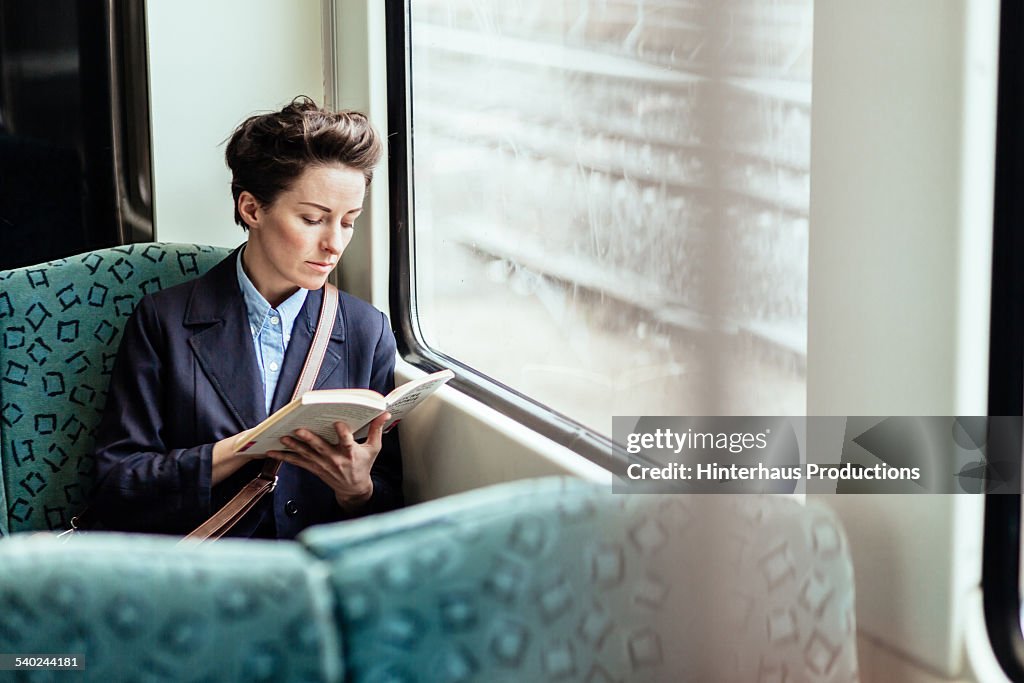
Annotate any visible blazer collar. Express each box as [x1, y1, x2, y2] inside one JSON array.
[[182, 246, 267, 428], [183, 245, 245, 325], [297, 285, 346, 343], [268, 285, 345, 413]]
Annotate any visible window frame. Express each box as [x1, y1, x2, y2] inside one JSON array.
[[384, 0, 626, 470], [983, 0, 1024, 678]]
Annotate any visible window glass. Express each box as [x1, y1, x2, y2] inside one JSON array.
[[408, 0, 812, 435]]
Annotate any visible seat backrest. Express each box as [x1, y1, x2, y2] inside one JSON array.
[[0, 533, 343, 682], [299, 477, 859, 682], [0, 243, 231, 534], [0, 475, 857, 681]]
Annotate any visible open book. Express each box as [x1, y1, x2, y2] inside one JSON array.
[[234, 369, 455, 454]]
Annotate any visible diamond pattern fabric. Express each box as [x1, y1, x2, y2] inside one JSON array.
[[300, 477, 859, 683], [0, 533, 342, 682], [0, 243, 231, 534]]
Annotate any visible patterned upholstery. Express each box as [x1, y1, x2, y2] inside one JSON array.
[[0, 533, 343, 683], [299, 477, 859, 683], [0, 478, 857, 681], [0, 243, 232, 534]]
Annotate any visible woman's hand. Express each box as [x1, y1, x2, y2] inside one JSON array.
[[211, 426, 260, 485], [265, 413, 390, 511]]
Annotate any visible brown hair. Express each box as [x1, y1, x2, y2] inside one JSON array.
[[225, 96, 383, 230]]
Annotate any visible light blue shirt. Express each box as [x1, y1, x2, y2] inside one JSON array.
[[236, 248, 308, 414]]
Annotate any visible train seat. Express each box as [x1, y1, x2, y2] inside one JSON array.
[[0, 532, 343, 682], [0, 476, 858, 682], [0, 243, 232, 536], [299, 476, 859, 682]]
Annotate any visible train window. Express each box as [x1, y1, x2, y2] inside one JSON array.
[[390, 1, 812, 440]]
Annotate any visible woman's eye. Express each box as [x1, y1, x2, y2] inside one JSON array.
[[342, 223, 354, 230], [302, 217, 322, 226]]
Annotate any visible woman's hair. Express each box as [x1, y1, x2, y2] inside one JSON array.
[[225, 96, 383, 230]]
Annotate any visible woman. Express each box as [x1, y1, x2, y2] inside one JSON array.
[[91, 97, 403, 538]]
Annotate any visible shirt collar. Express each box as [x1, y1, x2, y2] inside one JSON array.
[[276, 282, 308, 337], [236, 246, 308, 336]]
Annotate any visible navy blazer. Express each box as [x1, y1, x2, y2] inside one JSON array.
[[91, 248, 403, 538]]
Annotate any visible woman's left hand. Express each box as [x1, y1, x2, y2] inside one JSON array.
[[265, 412, 390, 511]]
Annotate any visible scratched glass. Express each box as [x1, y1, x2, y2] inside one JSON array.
[[408, 0, 811, 435]]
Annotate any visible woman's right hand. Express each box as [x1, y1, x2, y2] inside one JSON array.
[[210, 427, 260, 485]]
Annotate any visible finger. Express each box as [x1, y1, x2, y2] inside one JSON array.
[[365, 412, 391, 451], [331, 421, 358, 450], [290, 429, 336, 455], [266, 450, 303, 466], [269, 450, 368, 504], [267, 450, 332, 481], [279, 435, 329, 463]]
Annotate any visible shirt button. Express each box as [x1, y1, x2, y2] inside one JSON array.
[[268, 361, 279, 372], [285, 500, 299, 516], [270, 316, 280, 325]]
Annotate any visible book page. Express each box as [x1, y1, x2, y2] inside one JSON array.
[[385, 369, 455, 404], [237, 403, 383, 454], [376, 369, 455, 433], [236, 369, 455, 451], [304, 388, 382, 404]]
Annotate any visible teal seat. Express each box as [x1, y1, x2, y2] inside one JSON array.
[[299, 477, 859, 682], [0, 243, 231, 534], [0, 477, 858, 681], [0, 533, 342, 682]]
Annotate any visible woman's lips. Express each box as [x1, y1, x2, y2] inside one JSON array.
[[306, 261, 335, 274]]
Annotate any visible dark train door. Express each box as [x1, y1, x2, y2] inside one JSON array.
[[0, 0, 153, 270]]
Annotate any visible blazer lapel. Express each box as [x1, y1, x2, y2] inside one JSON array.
[[269, 286, 345, 414], [184, 247, 268, 429]]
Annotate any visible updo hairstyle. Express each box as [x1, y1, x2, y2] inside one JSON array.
[[225, 96, 383, 230]]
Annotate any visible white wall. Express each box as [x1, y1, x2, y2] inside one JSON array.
[[327, 0, 391, 307], [807, 0, 994, 417], [146, 0, 324, 247], [807, 0, 1000, 679]]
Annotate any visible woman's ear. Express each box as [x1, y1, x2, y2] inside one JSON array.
[[238, 191, 261, 229]]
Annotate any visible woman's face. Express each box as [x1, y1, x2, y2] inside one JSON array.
[[239, 163, 365, 306]]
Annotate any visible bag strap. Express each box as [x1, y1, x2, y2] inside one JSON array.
[[180, 283, 339, 544]]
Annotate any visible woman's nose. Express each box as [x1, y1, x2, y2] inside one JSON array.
[[322, 223, 344, 254]]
